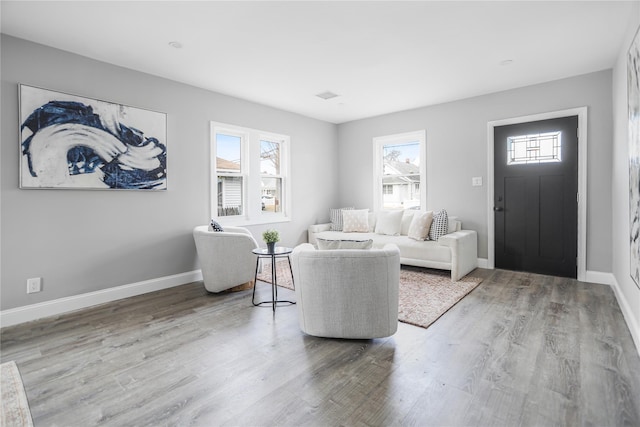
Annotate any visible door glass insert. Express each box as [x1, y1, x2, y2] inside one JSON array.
[[507, 131, 561, 165]]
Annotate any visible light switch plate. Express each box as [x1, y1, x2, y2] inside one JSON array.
[[472, 176, 483, 187]]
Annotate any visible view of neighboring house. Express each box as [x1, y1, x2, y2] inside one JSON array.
[[383, 159, 420, 210], [216, 157, 242, 216]]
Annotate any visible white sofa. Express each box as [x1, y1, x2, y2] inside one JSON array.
[[308, 211, 478, 281]]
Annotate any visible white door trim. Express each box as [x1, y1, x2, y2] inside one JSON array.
[[487, 107, 588, 281]]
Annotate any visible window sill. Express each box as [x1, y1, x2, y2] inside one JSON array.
[[214, 215, 291, 228]]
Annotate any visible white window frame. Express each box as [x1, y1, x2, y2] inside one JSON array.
[[211, 122, 291, 226], [373, 130, 426, 212]]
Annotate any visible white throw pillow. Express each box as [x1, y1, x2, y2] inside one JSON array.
[[317, 238, 374, 250], [428, 209, 449, 241], [341, 209, 369, 232], [374, 210, 404, 236], [407, 211, 434, 241], [400, 210, 415, 235], [329, 207, 353, 231]]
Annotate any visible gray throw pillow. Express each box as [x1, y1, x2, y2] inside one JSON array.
[[317, 238, 373, 250]]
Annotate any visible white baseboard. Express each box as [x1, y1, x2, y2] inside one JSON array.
[[477, 258, 489, 269], [0, 270, 203, 328], [608, 275, 640, 357], [584, 270, 615, 286], [584, 270, 639, 357]]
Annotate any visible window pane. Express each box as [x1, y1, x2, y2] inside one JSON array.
[[261, 177, 282, 213], [216, 133, 241, 173], [218, 176, 243, 216], [260, 140, 280, 175], [383, 142, 420, 175], [382, 141, 421, 209], [382, 175, 420, 209]]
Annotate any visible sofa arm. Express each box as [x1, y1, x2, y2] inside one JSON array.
[[223, 226, 253, 236], [308, 223, 331, 245], [293, 243, 316, 255], [438, 230, 478, 281]]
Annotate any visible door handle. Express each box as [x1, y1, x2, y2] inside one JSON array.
[[493, 206, 503, 212]]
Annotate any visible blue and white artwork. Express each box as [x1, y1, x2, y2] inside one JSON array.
[[19, 85, 167, 190]]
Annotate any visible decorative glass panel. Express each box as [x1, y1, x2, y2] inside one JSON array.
[[507, 131, 561, 165]]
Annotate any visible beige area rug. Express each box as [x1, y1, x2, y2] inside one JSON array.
[[1, 361, 34, 427], [257, 261, 482, 330]]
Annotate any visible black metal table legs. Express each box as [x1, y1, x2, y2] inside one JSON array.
[[252, 253, 295, 311]]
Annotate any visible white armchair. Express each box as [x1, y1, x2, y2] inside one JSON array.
[[193, 225, 258, 293], [290, 243, 400, 339]]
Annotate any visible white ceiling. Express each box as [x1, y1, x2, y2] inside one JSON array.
[[1, 1, 636, 124]]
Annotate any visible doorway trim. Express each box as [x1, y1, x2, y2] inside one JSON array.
[[487, 107, 588, 281]]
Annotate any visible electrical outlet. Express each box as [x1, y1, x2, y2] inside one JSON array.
[[27, 277, 42, 294]]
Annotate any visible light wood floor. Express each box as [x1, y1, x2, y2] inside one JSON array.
[[1, 268, 639, 426]]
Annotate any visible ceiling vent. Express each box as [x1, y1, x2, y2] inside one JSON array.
[[315, 91, 339, 100]]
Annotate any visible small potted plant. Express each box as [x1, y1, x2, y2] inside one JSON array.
[[262, 229, 280, 253]]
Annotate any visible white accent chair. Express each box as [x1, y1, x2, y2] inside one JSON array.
[[290, 243, 400, 339], [193, 225, 258, 293]]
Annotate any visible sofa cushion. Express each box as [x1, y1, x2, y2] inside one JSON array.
[[429, 209, 449, 240], [394, 236, 452, 263], [342, 209, 370, 232], [313, 231, 452, 263], [329, 207, 353, 231], [408, 211, 433, 241], [317, 238, 373, 250], [375, 210, 403, 236]]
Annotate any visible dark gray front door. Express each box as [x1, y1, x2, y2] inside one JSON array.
[[494, 116, 578, 278]]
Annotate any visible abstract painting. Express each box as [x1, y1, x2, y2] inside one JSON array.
[[628, 26, 640, 288], [19, 84, 167, 190]]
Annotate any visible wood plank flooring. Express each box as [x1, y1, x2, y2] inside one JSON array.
[[1, 268, 639, 426]]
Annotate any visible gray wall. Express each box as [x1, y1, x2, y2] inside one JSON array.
[[337, 70, 613, 272], [0, 32, 622, 313], [1, 35, 338, 310], [612, 5, 640, 339]]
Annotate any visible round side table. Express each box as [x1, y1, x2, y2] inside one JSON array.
[[252, 247, 296, 311]]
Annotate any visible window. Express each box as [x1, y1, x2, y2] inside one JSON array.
[[211, 122, 290, 225], [507, 131, 561, 165], [373, 130, 426, 211], [260, 138, 283, 214], [215, 131, 245, 217]]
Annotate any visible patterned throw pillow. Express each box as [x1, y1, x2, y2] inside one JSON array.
[[341, 209, 370, 232], [210, 220, 224, 232], [407, 211, 433, 241], [329, 207, 353, 231], [428, 209, 449, 241]]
